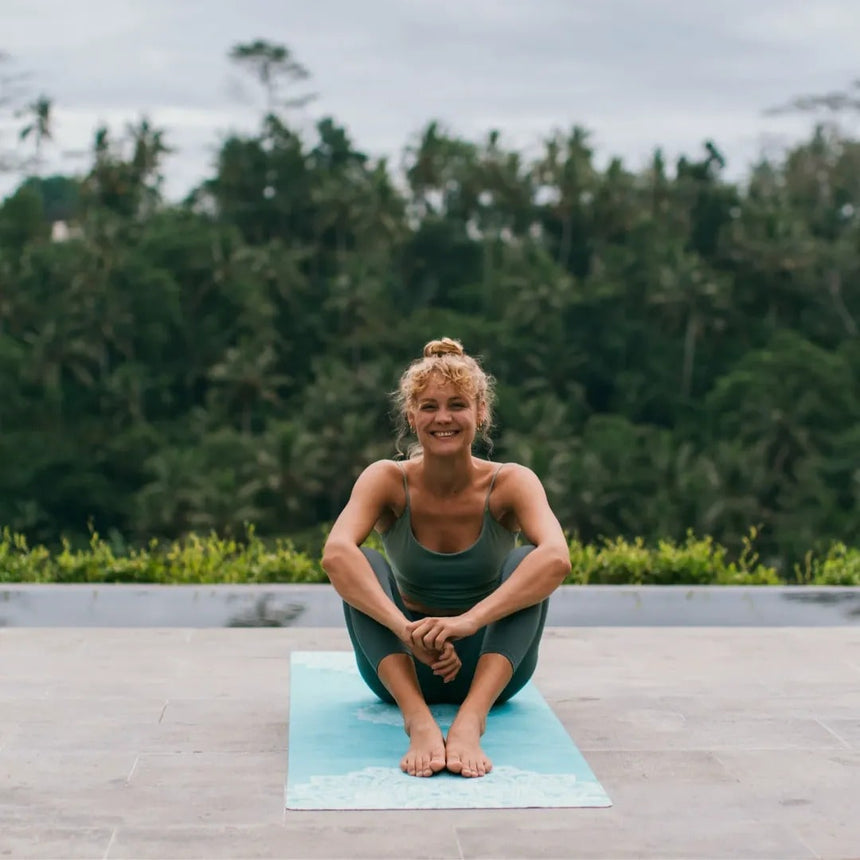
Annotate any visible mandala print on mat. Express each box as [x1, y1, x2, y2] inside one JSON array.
[[355, 702, 459, 729], [288, 765, 610, 809]]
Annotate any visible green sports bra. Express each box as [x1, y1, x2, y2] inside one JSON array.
[[380, 462, 517, 609]]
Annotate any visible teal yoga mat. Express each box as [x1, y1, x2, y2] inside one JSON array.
[[285, 651, 611, 810]]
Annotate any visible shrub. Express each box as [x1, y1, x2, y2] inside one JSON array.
[[564, 529, 780, 585], [0, 525, 326, 584], [0, 525, 856, 585], [796, 543, 860, 586]]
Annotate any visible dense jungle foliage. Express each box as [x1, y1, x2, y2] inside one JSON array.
[[2, 44, 859, 579]]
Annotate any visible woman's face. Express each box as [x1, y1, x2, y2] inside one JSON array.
[[409, 376, 484, 453]]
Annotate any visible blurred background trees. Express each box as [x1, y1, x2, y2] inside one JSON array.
[[1, 43, 859, 577]]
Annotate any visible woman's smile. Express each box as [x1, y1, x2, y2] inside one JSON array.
[[411, 377, 482, 448]]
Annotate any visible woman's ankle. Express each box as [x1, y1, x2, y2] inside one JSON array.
[[450, 705, 487, 735]]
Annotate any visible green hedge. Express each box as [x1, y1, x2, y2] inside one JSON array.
[[795, 542, 860, 586], [564, 530, 783, 585], [0, 526, 326, 585], [1, 525, 859, 586]]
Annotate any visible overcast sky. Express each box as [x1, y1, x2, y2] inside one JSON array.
[[2, 0, 859, 200]]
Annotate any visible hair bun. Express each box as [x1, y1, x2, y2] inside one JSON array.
[[423, 337, 465, 358]]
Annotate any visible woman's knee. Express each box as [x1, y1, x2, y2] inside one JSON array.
[[500, 544, 536, 581], [360, 546, 394, 587], [360, 545, 389, 569]]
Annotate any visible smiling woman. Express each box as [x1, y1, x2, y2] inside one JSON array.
[[322, 338, 571, 780], [392, 337, 495, 460]]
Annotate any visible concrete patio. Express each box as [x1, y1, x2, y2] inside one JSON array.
[[1, 626, 859, 859]]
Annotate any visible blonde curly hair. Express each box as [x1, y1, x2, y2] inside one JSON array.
[[393, 337, 496, 458]]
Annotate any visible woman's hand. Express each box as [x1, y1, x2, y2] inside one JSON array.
[[407, 637, 443, 669], [406, 614, 479, 652], [397, 623, 462, 682], [430, 641, 461, 683]]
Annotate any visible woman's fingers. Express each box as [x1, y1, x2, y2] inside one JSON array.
[[433, 663, 460, 682], [425, 630, 443, 650], [419, 622, 442, 649], [407, 617, 448, 650], [425, 621, 451, 650], [431, 642, 461, 681], [406, 618, 435, 646], [408, 616, 472, 651]]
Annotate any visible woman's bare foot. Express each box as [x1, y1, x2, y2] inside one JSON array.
[[445, 711, 492, 777], [401, 717, 446, 777]]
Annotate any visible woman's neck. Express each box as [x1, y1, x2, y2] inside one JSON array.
[[418, 452, 476, 497]]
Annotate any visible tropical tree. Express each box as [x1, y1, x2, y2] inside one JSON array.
[[3, 46, 860, 573], [229, 40, 316, 114], [17, 94, 52, 175]]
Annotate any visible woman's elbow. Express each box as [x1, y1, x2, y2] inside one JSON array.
[[321, 539, 354, 576], [549, 548, 572, 584]]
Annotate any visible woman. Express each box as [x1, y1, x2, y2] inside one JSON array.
[[322, 338, 570, 779]]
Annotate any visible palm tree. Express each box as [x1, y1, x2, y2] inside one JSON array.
[[646, 245, 731, 399], [18, 95, 52, 176], [229, 40, 316, 114], [532, 127, 598, 275]]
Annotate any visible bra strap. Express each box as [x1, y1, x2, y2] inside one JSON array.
[[485, 464, 505, 510], [394, 460, 410, 509]]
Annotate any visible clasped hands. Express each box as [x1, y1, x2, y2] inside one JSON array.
[[399, 614, 479, 684]]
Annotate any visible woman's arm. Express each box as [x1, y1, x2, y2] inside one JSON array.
[[321, 461, 411, 641], [408, 465, 571, 650]]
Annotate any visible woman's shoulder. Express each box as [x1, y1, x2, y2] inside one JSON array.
[[358, 459, 408, 530], [486, 461, 544, 503], [359, 458, 407, 486], [358, 458, 412, 503], [486, 460, 535, 483]]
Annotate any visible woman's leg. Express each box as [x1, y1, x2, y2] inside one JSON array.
[[342, 548, 409, 703], [446, 545, 549, 777], [342, 548, 446, 776], [482, 545, 549, 704]]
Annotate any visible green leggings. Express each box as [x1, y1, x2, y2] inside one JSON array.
[[343, 546, 548, 705]]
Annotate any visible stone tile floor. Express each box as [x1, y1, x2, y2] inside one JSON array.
[[1, 627, 859, 859]]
